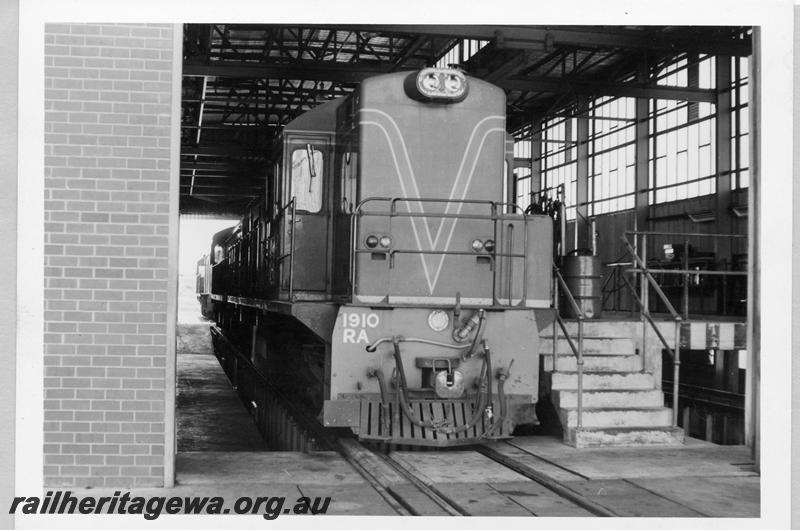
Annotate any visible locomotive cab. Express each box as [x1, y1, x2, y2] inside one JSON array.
[[273, 98, 345, 300]]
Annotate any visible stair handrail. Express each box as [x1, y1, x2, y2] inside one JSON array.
[[621, 235, 682, 428], [552, 263, 585, 430]]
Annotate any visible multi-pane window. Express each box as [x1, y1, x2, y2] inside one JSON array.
[[589, 97, 636, 215], [513, 140, 532, 209], [731, 56, 750, 190], [513, 52, 749, 215], [434, 39, 489, 69], [537, 116, 577, 219], [649, 55, 717, 204]]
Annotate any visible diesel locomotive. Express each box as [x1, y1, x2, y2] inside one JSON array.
[[198, 67, 554, 446]]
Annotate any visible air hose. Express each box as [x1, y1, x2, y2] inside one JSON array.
[[483, 359, 513, 438], [382, 337, 504, 436], [366, 367, 392, 436]]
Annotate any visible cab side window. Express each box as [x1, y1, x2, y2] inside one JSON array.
[[291, 146, 324, 213]]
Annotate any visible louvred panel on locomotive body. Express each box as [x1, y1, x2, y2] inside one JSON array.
[[354, 72, 507, 305]]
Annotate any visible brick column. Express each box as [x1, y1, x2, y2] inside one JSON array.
[[44, 23, 177, 488]]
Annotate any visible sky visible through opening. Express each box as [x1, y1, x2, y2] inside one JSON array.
[[178, 216, 238, 322]]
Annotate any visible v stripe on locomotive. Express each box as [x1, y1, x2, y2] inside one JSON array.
[[361, 109, 506, 294]]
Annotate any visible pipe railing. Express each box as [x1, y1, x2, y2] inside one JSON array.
[[349, 196, 531, 307], [621, 235, 682, 428], [552, 263, 586, 430], [270, 198, 296, 300], [623, 230, 747, 320]]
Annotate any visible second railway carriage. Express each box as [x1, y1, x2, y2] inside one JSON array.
[[200, 67, 554, 446]]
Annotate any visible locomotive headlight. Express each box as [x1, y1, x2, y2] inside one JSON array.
[[427, 310, 449, 332], [365, 235, 379, 248], [484, 239, 496, 253], [420, 72, 441, 93], [471, 239, 484, 252], [378, 235, 392, 248], [407, 68, 469, 102], [444, 74, 463, 94]]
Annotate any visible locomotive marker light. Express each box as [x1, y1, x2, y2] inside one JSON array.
[[427, 309, 449, 332], [404, 67, 469, 103], [484, 239, 496, 253], [471, 238, 484, 252], [365, 235, 379, 248], [378, 235, 392, 248]]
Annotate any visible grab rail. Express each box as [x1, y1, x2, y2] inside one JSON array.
[[349, 196, 531, 307], [621, 234, 681, 428], [552, 263, 586, 430], [269, 198, 296, 300]]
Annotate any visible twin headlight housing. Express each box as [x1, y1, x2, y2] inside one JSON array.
[[470, 238, 495, 253], [365, 234, 392, 249], [405, 68, 469, 103]]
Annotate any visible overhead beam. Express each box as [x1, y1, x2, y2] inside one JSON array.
[[181, 145, 268, 157], [183, 59, 404, 82], [498, 76, 716, 102], [340, 25, 751, 57]]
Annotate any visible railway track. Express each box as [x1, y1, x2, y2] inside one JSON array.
[[210, 325, 613, 516]]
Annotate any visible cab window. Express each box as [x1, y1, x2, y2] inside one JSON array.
[[291, 146, 324, 213]]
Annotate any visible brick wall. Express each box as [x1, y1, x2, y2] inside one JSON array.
[[44, 23, 176, 488]]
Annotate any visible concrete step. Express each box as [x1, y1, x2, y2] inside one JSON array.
[[564, 426, 685, 448], [558, 406, 673, 429], [556, 320, 643, 336], [539, 337, 636, 356], [542, 354, 641, 373], [550, 371, 656, 391], [553, 389, 665, 409]]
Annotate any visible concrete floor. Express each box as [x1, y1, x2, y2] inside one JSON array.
[[173, 322, 398, 515], [170, 322, 759, 517], [498, 436, 760, 516], [177, 323, 268, 452]]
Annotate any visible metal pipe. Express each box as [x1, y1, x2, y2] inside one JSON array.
[[577, 316, 584, 430], [506, 223, 514, 306], [365, 336, 472, 353], [522, 216, 529, 305], [621, 236, 680, 319], [552, 267, 559, 372], [683, 239, 690, 320], [624, 230, 747, 239], [622, 268, 746, 276], [288, 199, 296, 301], [621, 273, 675, 357], [673, 321, 681, 428], [554, 266, 583, 318], [642, 233, 649, 314]]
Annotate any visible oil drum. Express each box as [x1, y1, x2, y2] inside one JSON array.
[[561, 252, 602, 319]]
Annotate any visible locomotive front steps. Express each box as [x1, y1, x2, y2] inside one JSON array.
[[550, 371, 656, 391], [539, 336, 636, 356], [540, 319, 684, 448], [558, 406, 673, 429], [543, 353, 640, 372], [553, 389, 664, 409]]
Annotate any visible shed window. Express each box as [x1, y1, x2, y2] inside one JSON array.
[[291, 146, 324, 213]]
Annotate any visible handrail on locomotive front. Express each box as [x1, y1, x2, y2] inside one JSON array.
[[349, 195, 534, 307]]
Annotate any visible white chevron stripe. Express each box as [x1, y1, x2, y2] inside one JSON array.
[[361, 109, 506, 294]]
